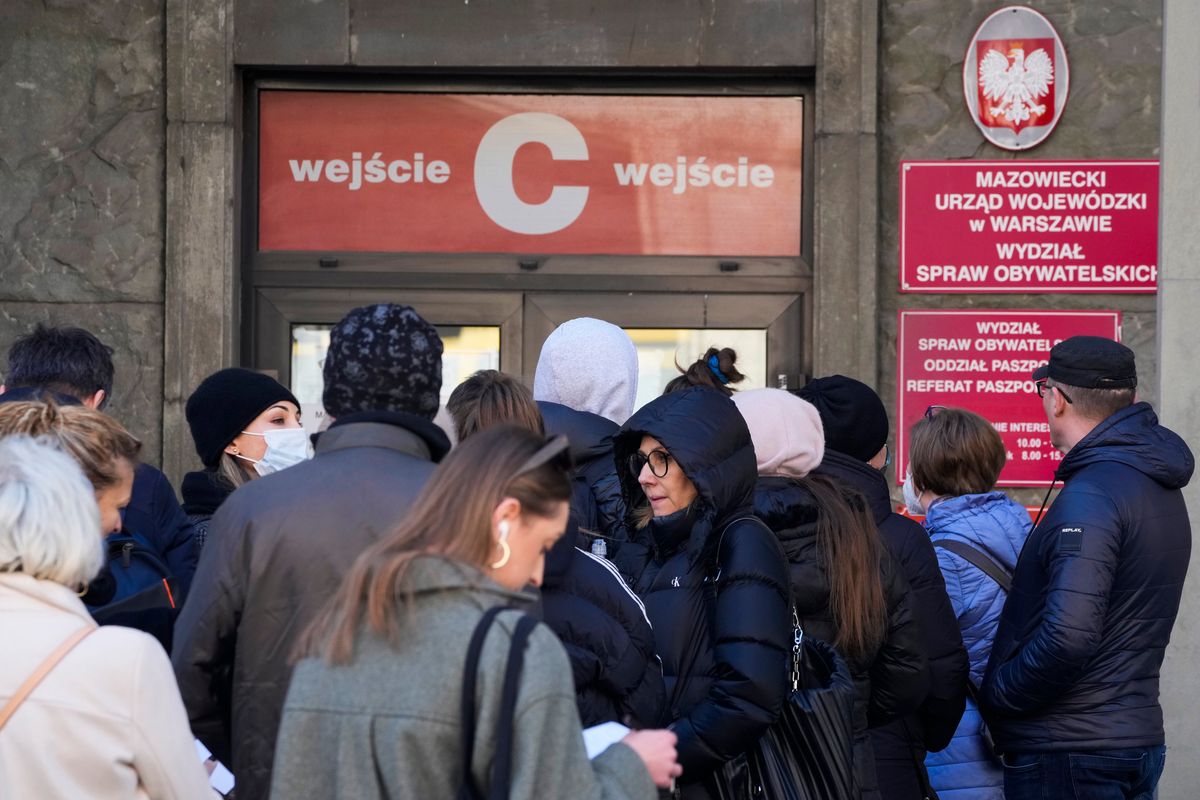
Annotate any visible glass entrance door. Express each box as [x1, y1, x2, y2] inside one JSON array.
[[252, 287, 804, 426]]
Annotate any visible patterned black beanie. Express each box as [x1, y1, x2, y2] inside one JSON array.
[[322, 304, 443, 419]]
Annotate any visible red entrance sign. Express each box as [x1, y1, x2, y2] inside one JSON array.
[[258, 91, 803, 256], [896, 309, 1122, 487], [900, 160, 1158, 293]]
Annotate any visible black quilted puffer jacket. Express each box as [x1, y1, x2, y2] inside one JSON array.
[[612, 387, 791, 795], [753, 476, 929, 800], [981, 402, 1194, 753]]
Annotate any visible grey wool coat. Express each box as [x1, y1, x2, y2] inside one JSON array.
[[270, 556, 657, 800], [172, 414, 448, 800]]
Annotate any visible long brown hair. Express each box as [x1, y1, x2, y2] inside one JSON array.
[[298, 424, 571, 664], [802, 473, 887, 662]]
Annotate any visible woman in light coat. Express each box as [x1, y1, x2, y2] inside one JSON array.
[[0, 435, 212, 799]]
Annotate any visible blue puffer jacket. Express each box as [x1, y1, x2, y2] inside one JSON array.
[[923, 492, 1031, 800], [981, 403, 1194, 753]]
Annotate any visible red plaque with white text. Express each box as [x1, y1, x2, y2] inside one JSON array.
[[900, 160, 1158, 293], [896, 309, 1122, 487]]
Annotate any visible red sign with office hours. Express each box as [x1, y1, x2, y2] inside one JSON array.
[[257, 91, 803, 256], [899, 160, 1159, 293], [896, 309, 1122, 487]]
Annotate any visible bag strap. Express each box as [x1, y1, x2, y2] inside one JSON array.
[[0, 625, 94, 731], [933, 539, 1013, 592], [933, 540, 1007, 716], [487, 615, 538, 800], [459, 606, 507, 800]]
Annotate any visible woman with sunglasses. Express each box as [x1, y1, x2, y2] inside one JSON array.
[[272, 425, 681, 799], [612, 387, 790, 798], [905, 406, 1031, 800]]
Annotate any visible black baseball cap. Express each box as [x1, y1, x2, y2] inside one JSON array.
[[1032, 336, 1137, 389]]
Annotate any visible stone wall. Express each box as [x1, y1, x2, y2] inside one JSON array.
[[877, 0, 1162, 504], [0, 0, 166, 461]]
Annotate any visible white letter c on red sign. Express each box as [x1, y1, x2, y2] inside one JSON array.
[[474, 112, 589, 235]]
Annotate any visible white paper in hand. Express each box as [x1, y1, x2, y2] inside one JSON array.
[[582, 721, 631, 759], [194, 739, 236, 795]]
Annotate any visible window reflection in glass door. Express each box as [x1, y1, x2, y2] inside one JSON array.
[[625, 328, 767, 412]]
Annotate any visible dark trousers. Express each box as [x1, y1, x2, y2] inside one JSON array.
[[1002, 746, 1166, 800]]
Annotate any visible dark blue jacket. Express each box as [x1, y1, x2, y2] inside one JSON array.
[[816, 449, 969, 800], [537, 401, 666, 729], [613, 388, 790, 793], [924, 492, 1031, 800], [538, 401, 630, 552], [981, 403, 1194, 752], [122, 463, 199, 598]]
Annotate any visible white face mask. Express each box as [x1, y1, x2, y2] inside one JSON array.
[[236, 428, 312, 477], [902, 469, 926, 516]]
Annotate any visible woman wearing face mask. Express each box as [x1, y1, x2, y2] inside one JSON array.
[[183, 368, 307, 551], [271, 424, 681, 799], [904, 407, 1031, 800], [611, 387, 790, 798]]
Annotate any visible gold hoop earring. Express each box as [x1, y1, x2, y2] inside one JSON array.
[[490, 520, 511, 570], [490, 539, 511, 570], [76, 582, 89, 597]]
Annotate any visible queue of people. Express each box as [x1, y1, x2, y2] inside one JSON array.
[[0, 312, 1191, 800]]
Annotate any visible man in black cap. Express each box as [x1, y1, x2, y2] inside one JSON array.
[[981, 336, 1193, 799], [800, 375, 969, 800], [172, 304, 450, 799]]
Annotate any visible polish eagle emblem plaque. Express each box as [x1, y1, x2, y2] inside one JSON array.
[[964, 7, 1069, 151]]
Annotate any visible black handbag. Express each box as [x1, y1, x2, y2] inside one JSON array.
[[458, 606, 538, 800], [707, 609, 858, 800]]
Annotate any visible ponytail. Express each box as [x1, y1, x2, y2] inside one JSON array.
[[664, 347, 745, 397]]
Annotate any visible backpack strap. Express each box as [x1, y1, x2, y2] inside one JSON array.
[[487, 615, 539, 800], [459, 606, 507, 800], [0, 626, 94, 731], [459, 607, 538, 800], [934, 539, 1013, 593]]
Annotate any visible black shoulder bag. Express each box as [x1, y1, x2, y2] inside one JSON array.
[[458, 606, 539, 800], [933, 539, 1013, 763], [704, 519, 859, 800]]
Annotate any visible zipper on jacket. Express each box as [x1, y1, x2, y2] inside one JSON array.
[[121, 541, 134, 569]]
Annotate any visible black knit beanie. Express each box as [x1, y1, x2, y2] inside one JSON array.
[[321, 304, 443, 419], [797, 375, 889, 462], [186, 368, 300, 468]]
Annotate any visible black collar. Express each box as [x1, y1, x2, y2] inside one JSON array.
[[317, 410, 451, 462]]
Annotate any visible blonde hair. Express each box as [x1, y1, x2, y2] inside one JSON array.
[[0, 436, 104, 587], [0, 401, 141, 490]]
